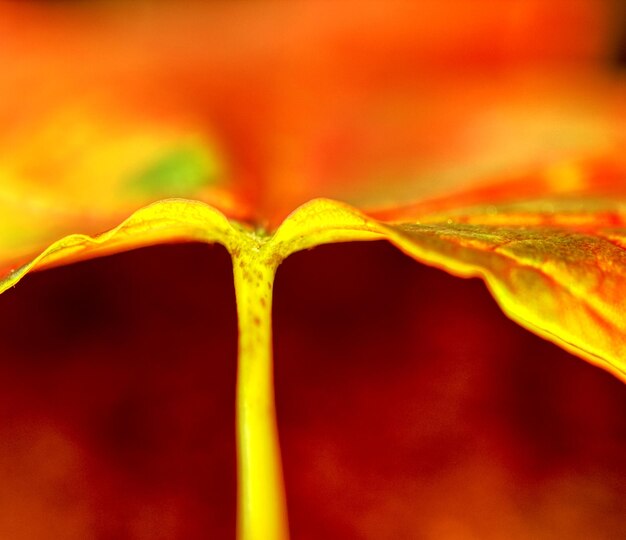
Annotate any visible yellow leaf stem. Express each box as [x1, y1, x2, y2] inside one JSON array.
[[230, 237, 289, 540]]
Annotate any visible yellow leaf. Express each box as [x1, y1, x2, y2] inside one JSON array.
[[1, 1, 626, 538], [3, 193, 626, 539]]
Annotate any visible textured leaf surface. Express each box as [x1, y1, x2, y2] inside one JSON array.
[[274, 198, 626, 382], [385, 201, 626, 381]]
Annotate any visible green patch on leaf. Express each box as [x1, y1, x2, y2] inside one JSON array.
[[125, 143, 221, 197]]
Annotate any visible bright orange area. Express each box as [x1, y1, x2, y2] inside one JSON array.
[[0, 0, 623, 237]]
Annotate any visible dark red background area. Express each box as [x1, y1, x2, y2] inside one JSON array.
[[0, 241, 624, 538]]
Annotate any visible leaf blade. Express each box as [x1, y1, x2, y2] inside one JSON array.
[[386, 219, 626, 382], [2, 194, 626, 383], [268, 198, 626, 382], [0, 199, 237, 294]]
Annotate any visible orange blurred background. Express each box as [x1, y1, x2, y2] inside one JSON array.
[[0, 1, 625, 539]]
